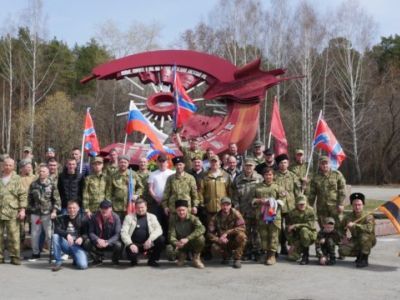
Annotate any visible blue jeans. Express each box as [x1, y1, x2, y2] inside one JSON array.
[[52, 234, 88, 269]]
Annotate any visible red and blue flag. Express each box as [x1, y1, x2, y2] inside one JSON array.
[[173, 66, 197, 129], [313, 117, 346, 169], [83, 108, 100, 157], [125, 101, 167, 151]]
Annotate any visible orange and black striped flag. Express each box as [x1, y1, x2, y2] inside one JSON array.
[[378, 196, 400, 233]]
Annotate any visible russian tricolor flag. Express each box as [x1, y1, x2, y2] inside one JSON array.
[[173, 66, 197, 129], [125, 101, 168, 151]]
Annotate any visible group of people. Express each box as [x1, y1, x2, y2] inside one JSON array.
[[0, 133, 376, 271]]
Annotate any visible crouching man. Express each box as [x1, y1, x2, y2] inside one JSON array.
[[52, 200, 88, 271], [85, 200, 122, 265], [121, 199, 165, 267], [339, 193, 376, 268], [167, 200, 205, 269], [207, 197, 247, 269]]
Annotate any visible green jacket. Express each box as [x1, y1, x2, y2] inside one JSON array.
[[83, 173, 107, 212], [0, 173, 28, 220], [231, 172, 263, 217], [168, 213, 205, 246], [162, 172, 198, 213], [339, 211, 375, 240], [252, 182, 283, 227], [199, 169, 230, 213], [287, 206, 317, 237], [308, 170, 346, 209], [105, 169, 143, 212], [274, 170, 301, 213]]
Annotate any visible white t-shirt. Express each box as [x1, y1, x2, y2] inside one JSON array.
[[148, 169, 175, 202]]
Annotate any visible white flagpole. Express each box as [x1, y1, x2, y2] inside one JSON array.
[[267, 131, 272, 149], [80, 107, 90, 174], [305, 110, 323, 179], [123, 133, 128, 155]]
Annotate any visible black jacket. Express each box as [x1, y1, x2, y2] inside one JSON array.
[[54, 214, 88, 241], [58, 171, 84, 208]]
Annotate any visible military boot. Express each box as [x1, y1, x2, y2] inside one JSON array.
[[176, 252, 186, 267], [10, 257, 21, 265], [299, 247, 309, 265], [265, 251, 276, 265], [327, 254, 336, 265], [192, 253, 204, 269], [356, 254, 369, 268]]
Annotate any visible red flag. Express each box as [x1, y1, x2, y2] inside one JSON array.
[[83, 108, 100, 156], [270, 97, 288, 155], [313, 117, 346, 169]]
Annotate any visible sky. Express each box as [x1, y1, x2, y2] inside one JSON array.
[[0, 0, 399, 48]]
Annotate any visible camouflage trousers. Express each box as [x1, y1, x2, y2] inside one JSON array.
[[166, 236, 205, 259], [339, 234, 376, 256], [316, 237, 336, 258], [316, 206, 343, 229], [211, 231, 247, 260], [244, 216, 261, 254], [0, 218, 20, 260], [287, 228, 317, 261], [258, 223, 280, 252]]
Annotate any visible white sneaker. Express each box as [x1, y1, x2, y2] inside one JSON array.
[[61, 254, 69, 261]]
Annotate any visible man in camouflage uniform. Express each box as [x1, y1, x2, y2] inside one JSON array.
[[286, 195, 317, 265], [308, 156, 346, 228], [289, 149, 309, 193], [18, 159, 35, 243], [105, 148, 119, 177], [0, 158, 27, 265], [106, 155, 143, 221], [252, 167, 284, 265], [47, 158, 59, 185], [27, 164, 60, 260], [162, 156, 198, 217], [338, 193, 376, 268], [231, 158, 263, 260], [251, 140, 265, 165], [83, 157, 107, 218], [175, 132, 205, 172], [208, 197, 246, 268], [167, 200, 205, 269], [274, 154, 301, 255], [137, 157, 150, 202]]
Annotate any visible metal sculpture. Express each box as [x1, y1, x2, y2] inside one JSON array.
[[82, 50, 292, 163]]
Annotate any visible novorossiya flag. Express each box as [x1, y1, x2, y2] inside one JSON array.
[[83, 108, 100, 156]]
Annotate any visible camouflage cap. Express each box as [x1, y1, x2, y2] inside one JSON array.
[[319, 156, 329, 163], [296, 194, 308, 205], [324, 217, 335, 225], [295, 149, 304, 155], [253, 140, 263, 147], [19, 159, 32, 168], [23, 146, 32, 153], [92, 156, 104, 164], [220, 197, 232, 204], [244, 158, 256, 165], [210, 155, 220, 162], [118, 155, 130, 162]]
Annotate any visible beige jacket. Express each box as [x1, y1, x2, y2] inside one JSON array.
[[121, 212, 162, 246]]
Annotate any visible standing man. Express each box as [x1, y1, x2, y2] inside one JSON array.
[[251, 140, 265, 165], [148, 154, 175, 235], [274, 154, 301, 255], [86, 200, 122, 265], [231, 158, 263, 260], [51, 200, 88, 271], [289, 149, 309, 193], [308, 156, 346, 228], [83, 157, 107, 218], [207, 197, 247, 268], [105, 148, 119, 177], [106, 155, 143, 221], [339, 193, 376, 268], [18, 146, 37, 174], [225, 156, 241, 182], [228, 143, 243, 171], [286, 195, 317, 265], [175, 132, 205, 172], [137, 157, 150, 202], [58, 158, 85, 214], [121, 199, 165, 267], [167, 200, 205, 269], [255, 148, 277, 175], [44, 147, 56, 162], [188, 155, 207, 226], [162, 156, 198, 217], [0, 158, 27, 265], [47, 158, 60, 185], [27, 164, 60, 260], [70, 147, 90, 177]]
